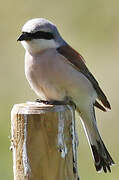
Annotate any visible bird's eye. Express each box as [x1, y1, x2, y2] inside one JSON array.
[[31, 31, 54, 40]]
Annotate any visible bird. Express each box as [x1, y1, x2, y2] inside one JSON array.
[[17, 18, 115, 173]]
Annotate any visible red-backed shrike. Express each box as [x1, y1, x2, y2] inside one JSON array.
[[17, 18, 115, 173]]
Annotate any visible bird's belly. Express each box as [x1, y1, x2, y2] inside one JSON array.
[[25, 59, 66, 100], [25, 51, 97, 104]]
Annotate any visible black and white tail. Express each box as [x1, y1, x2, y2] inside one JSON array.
[[78, 106, 115, 173], [91, 138, 115, 172]]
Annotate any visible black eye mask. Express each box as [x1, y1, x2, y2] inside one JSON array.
[[17, 31, 54, 41]]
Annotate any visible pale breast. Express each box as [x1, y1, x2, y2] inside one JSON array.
[[25, 49, 96, 103], [25, 50, 67, 100]]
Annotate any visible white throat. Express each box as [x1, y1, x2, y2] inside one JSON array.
[[21, 39, 58, 54]]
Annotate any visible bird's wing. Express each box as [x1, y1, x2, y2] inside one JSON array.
[[57, 44, 111, 110]]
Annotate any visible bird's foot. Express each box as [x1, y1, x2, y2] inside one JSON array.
[[36, 99, 76, 109], [36, 99, 66, 105]]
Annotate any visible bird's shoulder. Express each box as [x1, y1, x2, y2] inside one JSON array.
[[57, 44, 97, 84]]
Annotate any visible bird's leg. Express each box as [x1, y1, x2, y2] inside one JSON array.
[[68, 100, 77, 109]]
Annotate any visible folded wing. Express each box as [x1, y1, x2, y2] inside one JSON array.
[[57, 45, 111, 110]]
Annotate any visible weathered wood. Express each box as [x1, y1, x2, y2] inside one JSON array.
[[11, 102, 79, 180]]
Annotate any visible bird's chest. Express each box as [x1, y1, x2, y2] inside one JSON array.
[[25, 51, 66, 100], [25, 52, 56, 84]]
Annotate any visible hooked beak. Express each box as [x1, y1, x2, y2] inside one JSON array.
[[17, 32, 32, 41]]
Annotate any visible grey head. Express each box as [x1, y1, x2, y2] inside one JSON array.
[[17, 18, 66, 54]]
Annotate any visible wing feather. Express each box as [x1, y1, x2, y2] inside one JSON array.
[[57, 45, 111, 110]]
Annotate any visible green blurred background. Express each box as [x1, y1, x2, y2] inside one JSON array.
[[0, 0, 119, 179]]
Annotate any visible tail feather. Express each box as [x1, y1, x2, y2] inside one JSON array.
[[78, 106, 115, 173], [91, 140, 115, 173]]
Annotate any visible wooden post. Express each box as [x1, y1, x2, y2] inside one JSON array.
[[11, 102, 79, 180]]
